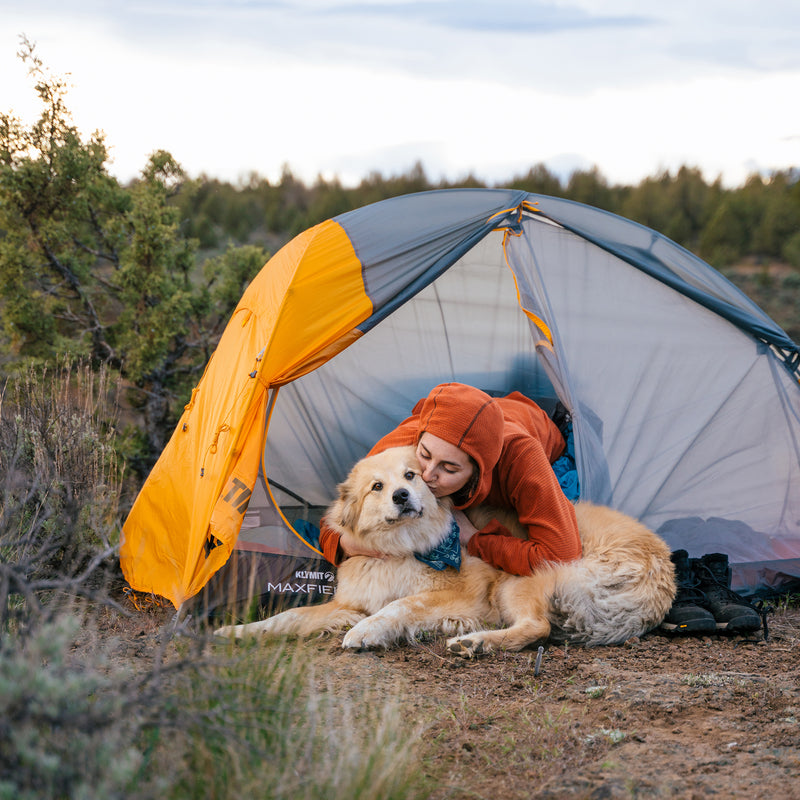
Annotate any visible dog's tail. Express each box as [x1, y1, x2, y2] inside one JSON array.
[[549, 547, 677, 646], [546, 503, 676, 645]]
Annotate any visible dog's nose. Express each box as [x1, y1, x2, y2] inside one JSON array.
[[392, 488, 410, 506]]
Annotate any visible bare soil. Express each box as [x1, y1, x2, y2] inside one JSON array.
[[119, 599, 800, 800]]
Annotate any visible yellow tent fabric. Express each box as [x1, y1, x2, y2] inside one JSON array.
[[120, 219, 372, 608]]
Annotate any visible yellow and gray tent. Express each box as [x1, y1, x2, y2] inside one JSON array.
[[120, 189, 800, 611]]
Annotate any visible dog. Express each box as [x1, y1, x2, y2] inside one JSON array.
[[448, 502, 677, 656], [214, 446, 676, 654], [215, 446, 500, 648]]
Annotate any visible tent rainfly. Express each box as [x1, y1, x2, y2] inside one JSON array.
[[120, 189, 800, 615]]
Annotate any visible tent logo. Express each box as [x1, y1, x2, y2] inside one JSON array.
[[295, 570, 335, 582], [266, 581, 335, 596], [221, 477, 252, 515]]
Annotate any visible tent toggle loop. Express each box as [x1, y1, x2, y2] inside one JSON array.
[[184, 386, 199, 412], [209, 423, 231, 454]]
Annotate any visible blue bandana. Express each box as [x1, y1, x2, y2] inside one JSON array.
[[414, 519, 462, 571]]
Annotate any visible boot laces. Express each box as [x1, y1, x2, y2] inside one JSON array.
[[673, 574, 710, 607], [695, 562, 775, 638], [694, 562, 753, 607]]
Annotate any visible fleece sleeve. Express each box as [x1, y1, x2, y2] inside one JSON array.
[[367, 415, 419, 455], [318, 521, 343, 566], [465, 437, 581, 575]]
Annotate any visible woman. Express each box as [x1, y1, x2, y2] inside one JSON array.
[[319, 382, 581, 575]]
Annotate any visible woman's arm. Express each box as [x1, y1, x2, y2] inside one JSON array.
[[466, 519, 580, 575], [318, 519, 388, 565], [465, 437, 581, 574]]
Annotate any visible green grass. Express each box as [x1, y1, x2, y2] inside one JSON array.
[[159, 638, 424, 800]]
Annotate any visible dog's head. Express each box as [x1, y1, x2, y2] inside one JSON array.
[[328, 446, 452, 557]]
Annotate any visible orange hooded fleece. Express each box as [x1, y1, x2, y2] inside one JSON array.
[[319, 383, 581, 575]]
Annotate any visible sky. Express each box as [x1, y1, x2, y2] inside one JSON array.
[[1, 0, 799, 189]]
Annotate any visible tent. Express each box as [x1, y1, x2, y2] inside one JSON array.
[[119, 188, 800, 616]]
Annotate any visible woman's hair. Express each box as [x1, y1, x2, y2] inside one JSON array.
[[449, 456, 479, 506]]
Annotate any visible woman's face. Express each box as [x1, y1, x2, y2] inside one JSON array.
[[415, 433, 474, 499]]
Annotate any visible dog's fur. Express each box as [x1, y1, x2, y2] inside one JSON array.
[[215, 446, 676, 654]]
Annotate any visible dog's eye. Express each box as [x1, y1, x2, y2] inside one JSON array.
[[404, 470, 416, 481], [371, 481, 383, 492]]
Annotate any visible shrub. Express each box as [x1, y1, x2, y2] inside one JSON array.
[[0, 360, 421, 799], [0, 615, 144, 800], [0, 358, 126, 633]]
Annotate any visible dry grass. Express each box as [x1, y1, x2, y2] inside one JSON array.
[[0, 362, 424, 800]]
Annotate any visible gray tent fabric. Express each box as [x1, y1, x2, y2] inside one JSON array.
[[215, 191, 800, 603]]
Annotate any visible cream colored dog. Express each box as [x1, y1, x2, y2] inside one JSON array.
[[215, 446, 676, 654]]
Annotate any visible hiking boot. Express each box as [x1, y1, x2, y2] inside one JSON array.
[[691, 553, 762, 634], [660, 549, 717, 634]]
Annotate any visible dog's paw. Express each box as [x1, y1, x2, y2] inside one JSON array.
[[214, 619, 274, 639], [341, 618, 391, 650], [214, 625, 241, 639], [446, 635, 489, 659], [341, 629, 365, 650]]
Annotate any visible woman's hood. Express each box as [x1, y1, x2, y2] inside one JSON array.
[[415, 383, 503, 507]]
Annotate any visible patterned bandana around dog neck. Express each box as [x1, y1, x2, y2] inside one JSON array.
[[414, 518, 462, 571]]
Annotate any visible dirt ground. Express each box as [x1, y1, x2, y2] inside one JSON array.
[[308, 608, 800, 800], [121, 599, 800, 800]]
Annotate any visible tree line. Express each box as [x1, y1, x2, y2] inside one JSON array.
[[178, 161, 800, 272], [2, 39, 799, 471]]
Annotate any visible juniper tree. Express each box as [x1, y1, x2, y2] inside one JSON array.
[[0, 38, 266, 462]]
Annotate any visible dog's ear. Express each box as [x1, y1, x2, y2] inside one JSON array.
[[333, 476, 362, 533]]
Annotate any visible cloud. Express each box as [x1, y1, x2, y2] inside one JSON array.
[[321, 0, 652, 34], [2, 1, 798, 188]]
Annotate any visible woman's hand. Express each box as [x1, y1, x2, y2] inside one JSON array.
[[453, 509, 478, 546], [338, 530, 387, 560]]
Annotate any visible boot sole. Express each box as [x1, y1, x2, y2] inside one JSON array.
[[660, 619, 718, 634], [715, 619, 761, 633]]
